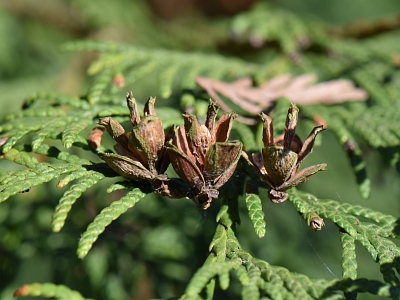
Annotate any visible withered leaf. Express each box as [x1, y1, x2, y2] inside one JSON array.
[[196, 74, 368, 125]]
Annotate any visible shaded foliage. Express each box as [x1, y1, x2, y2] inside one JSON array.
[[1, 1, 400, 299]]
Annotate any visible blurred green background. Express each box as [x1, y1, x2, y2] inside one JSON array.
[[1, 0, 400, 299]]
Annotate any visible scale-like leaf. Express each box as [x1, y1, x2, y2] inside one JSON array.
[[52, 171, 105, 232], [245, 194, 266, 238], [209, 224, 227, 260], [341, 232, 357, 279], [14, 283, 86, 300], [77, 188, 147, 259], [62, 40, 261, 102], [289, 188, 400, 287], [241, 265, 261, 300]]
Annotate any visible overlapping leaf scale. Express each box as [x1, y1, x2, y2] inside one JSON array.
[[34, 144, 91, 166], [241, 264, 261, 300], [255, 254, 397, 298], [356, 230, 378, 261], [234, 265, 250, 286], [289, 189, 400, 286], [289, 189, 396, 233], [31, 120, 69, 151], [61, 110, 99, 149], [52, 171, 105, 232], [1, 129, 36, 153], [0, 104, 100, 152], [338, 203, 396, 225], [245, 194, 266, 238], [367, 232, 400, 285], [5, 106, 65, 121], [0, 167, 51, 202], [351, 103, 400, 148], [204, 206, 342, 299], [209, 224, 228, 260], [283, 275, 311, 299], [291, 194, 344, 229], [326, 279, 398, 298], [182, 260, 240, 299], [0, 149, 76, 202], [77, 188, 147, 259], [218, 268, 231, 291], [0, 114, 57, 152], [97, 105, 131, 117], [14, 283, 86, 300], [340, 232, 357, 279], [22, 92, 84, 109], [106, 181, 132, 193], [227, 250, 336, 299], [0, 145, 104, 201], [216, 204, 234, 228]]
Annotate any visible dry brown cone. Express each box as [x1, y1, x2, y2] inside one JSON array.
[[196, 74, 368, 125]]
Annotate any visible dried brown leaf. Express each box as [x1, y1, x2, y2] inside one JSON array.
[[196, 74, 368, 124]]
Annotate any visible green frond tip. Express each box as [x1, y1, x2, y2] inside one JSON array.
[[327, 278, 399, 298], [1, 149, 91, 203], [52, 171, 105, 232], [241, 265, 261, 300], [106, 181, 132, 193], [209, 224, 227, 260], [204, 279, 216, 300], [14, 282, 85, 300], [183, 261, 239, 298], [61, 112, 96, 149], [3, 148, 38, 168], [340, 232, 357, 279], [215, 204, 233, 228], [245, 194, 266, 238], [218, 269, 231, 290], [77, 188, 147, 259]]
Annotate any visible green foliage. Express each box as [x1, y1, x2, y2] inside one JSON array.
[[245, 194, 266, 238], [13, 283, 86, 300], [182, 197, 400, 299], [2, 1, 400, 299], [52, 171, 105, 232], [0, 145, 99, 202], [77, 188, 146, 259], [290, 188, 400, 290], [229, 2, 330, 55], [62, 40, 260, 101]]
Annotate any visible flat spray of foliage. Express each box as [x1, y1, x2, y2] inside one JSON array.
[[2, 2, 400, 300]]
